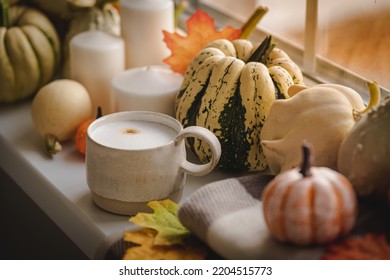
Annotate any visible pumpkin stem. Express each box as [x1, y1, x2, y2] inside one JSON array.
[[247, 34, 275, 64], [0, 0, 11, 28], [44, 134, 62, 156], [174, 0, 188, 29], [96, 0, 118, 10], [300, 142, 313, 177], [353, 81, 381, 121], [239, 6, 269, 39], [96, 106, 103, 118]]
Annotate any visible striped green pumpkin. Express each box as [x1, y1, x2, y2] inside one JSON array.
[[175, 36, 304, 171]]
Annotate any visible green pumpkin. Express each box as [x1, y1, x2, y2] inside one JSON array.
[[0, 4, 61, 103], [175, 35, 304, 171]]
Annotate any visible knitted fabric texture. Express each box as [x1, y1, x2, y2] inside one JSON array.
[[178, 174, 324, 259]]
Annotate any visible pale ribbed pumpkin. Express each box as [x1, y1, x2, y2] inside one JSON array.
[[0, 4, 61, 103], [262, 143, 357, 245]]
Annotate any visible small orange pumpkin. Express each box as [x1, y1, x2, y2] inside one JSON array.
[[75, 107, 102, 155], [262, 142, 357, 245]]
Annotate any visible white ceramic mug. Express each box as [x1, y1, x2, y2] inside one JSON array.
[[86, 111, 221, 215]]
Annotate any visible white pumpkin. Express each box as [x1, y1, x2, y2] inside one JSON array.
[[260, 83, 370, 174]]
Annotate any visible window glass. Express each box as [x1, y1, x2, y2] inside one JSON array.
[[198, 0, 256, 20], [198, 0, 307, 46], [254, 0, 306, 47], [316, 0, 390, 90], [195, 0, 390, 91]]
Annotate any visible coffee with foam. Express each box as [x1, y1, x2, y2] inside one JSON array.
[[91, 120, 177, 150]]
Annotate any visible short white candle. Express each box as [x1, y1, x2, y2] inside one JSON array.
[[91, 120, 177, 150], [70, 30, 125, 115], [111, 65, 184, 116], [120, 0, 174, 68]]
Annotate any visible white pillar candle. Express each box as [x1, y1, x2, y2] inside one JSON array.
[[111, 65, 184, 116], [120, 0, 174, 68], [70, 30, 125, 115]]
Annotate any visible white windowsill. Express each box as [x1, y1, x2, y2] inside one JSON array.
[[0, 102, 230, 259]]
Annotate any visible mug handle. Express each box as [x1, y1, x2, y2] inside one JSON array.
[[175, 126, 221, 176]]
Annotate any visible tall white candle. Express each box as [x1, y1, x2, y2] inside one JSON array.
[[70, 30, 125, 115], [120, 0, 174, 68]]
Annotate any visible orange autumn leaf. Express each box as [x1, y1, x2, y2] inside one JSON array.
[[163, 9, 241, 74], [321, 233, 390, 260]]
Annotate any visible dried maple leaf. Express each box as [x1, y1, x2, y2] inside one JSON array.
[[163, 9, 241, 74], [129, 199, 191, 246], [321, 233, 390, 260], [122, 228, 209, 260]]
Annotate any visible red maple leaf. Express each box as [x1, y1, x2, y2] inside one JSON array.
[[163, 9, 241, 74], [321, 233, 390, 260]]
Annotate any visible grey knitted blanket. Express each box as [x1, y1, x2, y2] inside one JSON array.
[[177, 174, 324, 260]]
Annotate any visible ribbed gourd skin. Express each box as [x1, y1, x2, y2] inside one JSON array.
[[0, 5, 61, 103], [262, 167, 357, 245], [175, 38, 303, 171]]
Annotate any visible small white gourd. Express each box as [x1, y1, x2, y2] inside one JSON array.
[[262, 143, 357, 245], [31, 79, 93, 155]]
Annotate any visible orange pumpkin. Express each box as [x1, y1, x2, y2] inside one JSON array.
[[262, 142, 357, 245], [75, 107, 102, 155]]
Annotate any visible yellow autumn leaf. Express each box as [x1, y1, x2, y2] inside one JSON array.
[[123, 229, 209, 260], [129, 199, 191, 246]]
